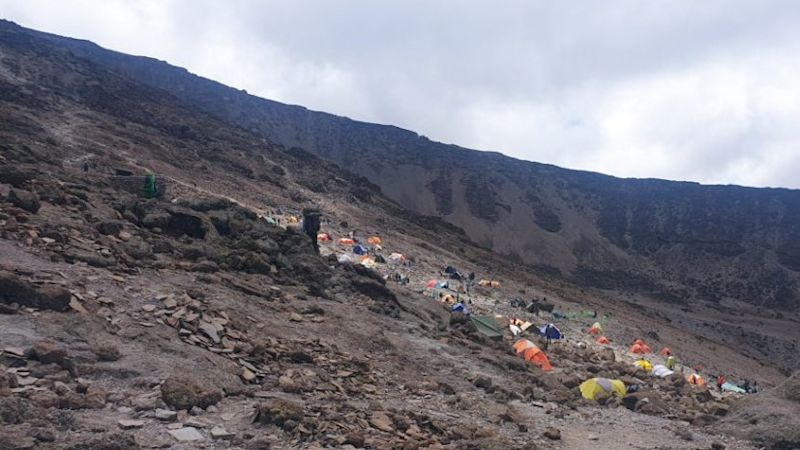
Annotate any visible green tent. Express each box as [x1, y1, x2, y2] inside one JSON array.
[[470, 315, 503, 339]]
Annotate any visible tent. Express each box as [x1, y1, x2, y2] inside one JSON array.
[[286, 216, 299, 224], [264, 217, 277, 225], [587, 322, 603, 335], [317, 232, 331, 243], [651, 364, 674, 378], [721, 382, 746, 394], [510, 318, 533, 332], [470, 315, 503, 339], [514, 339, 537, 354], [360, 257, 376, 268], [596, 336, 610, 345], [478, 280, 500, 288], [425, 279, 438, 289], [629, 340, 652, 354], [337, 254, 353, 263], [450, 303, 468, 314], [367, 236, 382, 245], [444, 266, 459, 274], [539, 323, 563, 340], [374, 254, 386, 263], [439, 292, 457, 305], [513, 340, 552, 371], [579, 378, 626, 401], [659, 347, 672, 356], [388, 253, 406, 264], [352, 244, 369, 255], [509, 324, 522, 336], [634, 360, 653, 373], [337, 238, 355, 246], [523, 346, 553, 371], [687, 373, 705, 386]]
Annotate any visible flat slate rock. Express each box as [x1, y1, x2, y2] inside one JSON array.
[[168, 427, 204, 442]]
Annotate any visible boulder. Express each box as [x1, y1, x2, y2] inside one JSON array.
[[8, 189, 40, 213], [29, 341, 68, 365], [96, 221, 125, 236], [254, 398, 303, 427], [0, 166, 37, 187], [161, 375, 222, 411], [0, 271, 70, 311]]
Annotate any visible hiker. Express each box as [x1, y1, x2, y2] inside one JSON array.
[[665, 356, 675, 370], [302, 207, 321, 254], [716, 374, 725, 392], [742, 379, 751, 393], [751, 380, 759, 393]]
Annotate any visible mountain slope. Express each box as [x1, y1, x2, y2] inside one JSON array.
[[17, 19, 800, 313]]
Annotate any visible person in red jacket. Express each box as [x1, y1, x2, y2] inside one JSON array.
[[716, 374, 725, 392]]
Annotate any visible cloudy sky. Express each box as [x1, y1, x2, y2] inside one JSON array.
[[3, 1, 800, 188]]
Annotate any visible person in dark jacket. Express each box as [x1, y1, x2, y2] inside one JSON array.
[[302, 207, 321, 254]]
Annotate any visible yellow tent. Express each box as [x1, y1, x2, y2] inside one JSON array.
[[579, 378, 626, 401], [634, 360, 653, 373]]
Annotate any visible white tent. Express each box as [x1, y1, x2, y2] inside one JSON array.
[[651, 364, 674, 378]]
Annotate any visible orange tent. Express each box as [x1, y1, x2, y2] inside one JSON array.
[[629, 340, 652, 354], [425, 279, 438, 289], [523, 347, 553, 371], [317, 233, 331, 242], [513, 340, 552, 371], [513, 339, 537, 355], [596, 336, 610, 345], [687, 374, 705, 386], [337, 238, 355, 245], [367, 236, 382, 245], [659, 347, 672, 356]]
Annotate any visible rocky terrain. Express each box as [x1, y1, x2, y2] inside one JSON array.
[[1, 19, 799, 450]]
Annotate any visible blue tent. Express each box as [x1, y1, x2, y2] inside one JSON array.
[[450, 303, 469, 315], [352, 244, 369, 255], [539, 323, 562, 340]]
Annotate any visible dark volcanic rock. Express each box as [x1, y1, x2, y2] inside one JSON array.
[[8, 189, 41, 213], [0, 271, 70, 311]]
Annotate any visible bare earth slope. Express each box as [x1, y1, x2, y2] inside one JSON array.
[[0, 19, 797, 450]]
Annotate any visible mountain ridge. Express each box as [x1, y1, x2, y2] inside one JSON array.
[[5, 19, 800, 313]]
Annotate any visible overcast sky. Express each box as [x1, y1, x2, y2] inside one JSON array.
[[3, 1, 800, 188]]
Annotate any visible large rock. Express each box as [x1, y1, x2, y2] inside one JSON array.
[[29, 341, 68, 365], [0, 271, 71, 311], [718, 372, 800, 449], [96, 221, 125, 236], [0, 166, 37, 187], [161, 375, 222, 411], [8, 189, 41, 213], [254, 398, 304, 427]]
